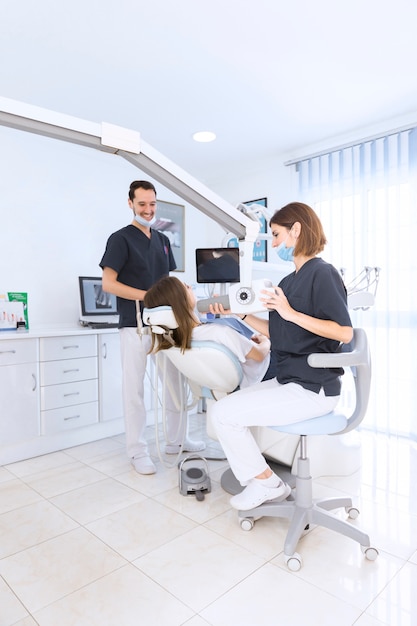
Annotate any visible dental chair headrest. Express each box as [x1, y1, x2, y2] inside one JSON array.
[[142, 306, 179, 334]]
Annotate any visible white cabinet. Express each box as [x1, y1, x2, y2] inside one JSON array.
[[0, 330, 125, 465], [0, 338, 40, 444], [39, 335, 99, 435], [98, 333, 123, 422]]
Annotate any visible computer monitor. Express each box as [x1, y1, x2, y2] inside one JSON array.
[[78, 276, 119, 325], [195, 247, 240, 284]]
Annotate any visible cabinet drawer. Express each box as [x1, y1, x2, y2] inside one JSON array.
[[41, 401, 98, 435], [0, 338, 38, 366], [41, 379, 98, 411], [40, 356, 97, 386], [40, 335, 97, 362]]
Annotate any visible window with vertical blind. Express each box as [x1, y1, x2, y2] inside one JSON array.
[[292, 128, 417, 439]]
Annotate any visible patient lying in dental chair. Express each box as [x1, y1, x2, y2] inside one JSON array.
[[143, 276, 271, 389]]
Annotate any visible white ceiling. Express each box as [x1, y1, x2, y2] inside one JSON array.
[[1, 0, 417, 183]]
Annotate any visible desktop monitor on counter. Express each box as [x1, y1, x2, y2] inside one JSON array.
[[78, 276, 119, 327]]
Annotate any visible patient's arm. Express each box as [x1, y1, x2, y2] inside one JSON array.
[[246, 334, 270, 362]]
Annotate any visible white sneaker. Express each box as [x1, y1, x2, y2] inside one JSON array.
[[230, 479, 291, 511], [165, 438, 206, 455], [131, 455, 156, 475]]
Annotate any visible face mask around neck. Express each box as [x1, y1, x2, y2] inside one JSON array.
[[134, 214, 157, 228]]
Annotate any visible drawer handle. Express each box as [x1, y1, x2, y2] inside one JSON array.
[[63, 392, 80, 397], [63, 369, 80, 374], [64, 415, 81, 421], [63, 345, 80, 350], [0, 349, 17, 355]]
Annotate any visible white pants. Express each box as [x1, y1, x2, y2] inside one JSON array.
[[119, 328, 183, 459], [210, 378, 339, 484]]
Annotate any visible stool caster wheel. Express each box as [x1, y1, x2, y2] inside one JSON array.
[[361, 546, 379, 561], [345, 506, 359, 520], [240, 517, 254, 531], [285, 552, 302, 571]]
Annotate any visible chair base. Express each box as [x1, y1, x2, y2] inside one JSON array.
[[241, 492, 371, 558], [236, 454, 376, 568]]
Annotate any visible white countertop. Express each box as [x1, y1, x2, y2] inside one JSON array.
[[0, 326, 119, 340]]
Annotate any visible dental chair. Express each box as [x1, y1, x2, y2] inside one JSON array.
[[237, 328, 378, 570], [142, 306, 244, 456]]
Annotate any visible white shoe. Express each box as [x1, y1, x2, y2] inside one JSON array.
[[131, 455, 156, 475], [165, 438, 206, 455], [230, 479, 291, 511]]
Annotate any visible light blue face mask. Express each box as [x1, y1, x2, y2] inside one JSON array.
[[276, 240, 295, 262], [134, 214, 157, 228]]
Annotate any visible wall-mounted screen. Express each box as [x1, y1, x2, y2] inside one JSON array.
[[195, 248, 240, 284]]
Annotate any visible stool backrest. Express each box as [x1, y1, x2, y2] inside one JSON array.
[[307, 328, 371, 433]]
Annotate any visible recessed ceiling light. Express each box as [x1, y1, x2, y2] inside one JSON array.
[[193, 131, 216, 143]]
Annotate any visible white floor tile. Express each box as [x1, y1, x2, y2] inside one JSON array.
[[4, 450, 76, 478], [0, 500, 78, 559], [86, 498, 197, 561], [114, 462, 180, 497], [50, 477, 146, 524], [182, 617, 213, 626], [0, 479, 43, 515], [272, 527, 404, 611], [133, 525, 265, 612], [353, 615, 387, 626], [365, 561, 417, 626], [0, 465, 18, 483], [32, 564, 193, 626], [22, 461, 106, 499], [200, 562, 361, 626], [0, 575, 29, 625], [80, 448, 132, 477], [0, 527, 126, 613], [61, 437, 124, 461], [205, 507, 290, 560]]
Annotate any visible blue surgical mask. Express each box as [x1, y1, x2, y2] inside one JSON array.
[[134, 214, 157, 228], [276, 240, 295, 262]]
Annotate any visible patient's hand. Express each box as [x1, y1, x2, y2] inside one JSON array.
[[208, 300, 232, 315], [251, 334, 270, 349]]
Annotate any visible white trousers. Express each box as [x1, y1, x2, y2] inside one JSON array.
[[210, 378, 339, 484], [119, 328, 183, 459]]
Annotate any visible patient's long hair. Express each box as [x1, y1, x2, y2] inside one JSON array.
[[143, 276, 196, 353]]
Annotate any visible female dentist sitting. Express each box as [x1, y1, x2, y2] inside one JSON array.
[[208, 202, 353, 511]]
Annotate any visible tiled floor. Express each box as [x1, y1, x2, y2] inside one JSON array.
[[0, 418, 416, 626]]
